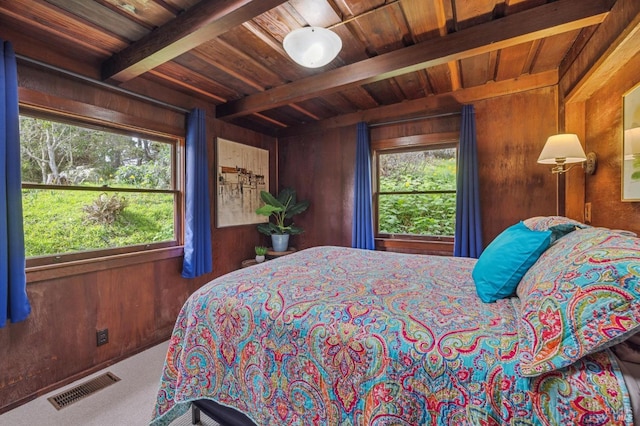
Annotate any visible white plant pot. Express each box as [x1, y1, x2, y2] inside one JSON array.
[[255, 255, 265, 263]]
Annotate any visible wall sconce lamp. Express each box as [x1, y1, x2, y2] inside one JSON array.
[[283, 27, 342, 68], [537, 133, 597, 175]]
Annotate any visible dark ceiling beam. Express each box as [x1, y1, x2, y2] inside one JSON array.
[[102, 0, 287, 82], [151, 0, 182, 16], [561, 0, 640, 102], [277, 69, 559, 137], [217, 0, 612, 120]]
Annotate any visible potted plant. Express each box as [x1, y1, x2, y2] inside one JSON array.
[[255, 187, 309, 252], [254, 246, 268, 263]]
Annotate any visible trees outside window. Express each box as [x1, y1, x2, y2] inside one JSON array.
[[376, 145, 456, 238], [20, 114, 178, 260]]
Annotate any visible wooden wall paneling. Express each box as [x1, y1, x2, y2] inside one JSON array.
[[17, 64, 186, 137], [211, 119, 279, 270], [95, 264, 156, 360], [279, 126, 357, 250], [371, 132, 461, 151], [563, 101, 587, 222], [153, 256, 203, 338], [0, 274, 98, 410], [0, 256, 210, 414], [583, 51, 640, 234], [281, 89, 559, 253], [280, 116, 459, 253], [0, 62, 272, 414], [475, 86, 559, 244], [213, 226, 274, 272], [370, 115, 461, 140], [19, 87, 183, 139], [374, 239, 454, 256]]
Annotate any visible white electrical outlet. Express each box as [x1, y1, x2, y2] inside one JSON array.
[[584, 202, 592, 224]]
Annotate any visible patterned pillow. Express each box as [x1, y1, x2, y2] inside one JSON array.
[[523, 216, 587, 232], [517, 226, 640, 376]]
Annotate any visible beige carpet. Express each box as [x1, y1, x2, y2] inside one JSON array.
[[0, 341, 219, 426]]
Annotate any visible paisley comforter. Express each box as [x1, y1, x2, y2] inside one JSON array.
[[150, 246, 632, 425]]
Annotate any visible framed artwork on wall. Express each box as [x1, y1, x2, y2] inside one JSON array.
[[215, 138, 269, 227], [623, 83, 640, 201]]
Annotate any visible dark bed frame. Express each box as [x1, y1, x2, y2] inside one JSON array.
[[191, 399, 258, 426]]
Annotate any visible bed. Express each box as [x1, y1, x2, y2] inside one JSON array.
[[150, 216, 640, 425]]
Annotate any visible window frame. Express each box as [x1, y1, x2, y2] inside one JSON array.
[[372, 133, 459, 244], [19, 105, 185, 279]]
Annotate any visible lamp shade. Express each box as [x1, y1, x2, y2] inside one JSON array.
[[283, 27, 342, 68], [537, 134, 587, 164]]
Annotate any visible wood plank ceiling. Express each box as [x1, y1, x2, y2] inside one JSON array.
[[0, 0, 615, 136]]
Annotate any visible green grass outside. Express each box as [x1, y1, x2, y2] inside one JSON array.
[[22, 189, 174, 257]]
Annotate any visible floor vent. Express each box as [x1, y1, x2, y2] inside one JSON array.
[[47, 372, 120, 410]]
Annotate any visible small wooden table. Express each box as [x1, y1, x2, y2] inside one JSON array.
[[241, 259, 258, 268], [266, 247, 296, 260], [242, 248, 297, 268]]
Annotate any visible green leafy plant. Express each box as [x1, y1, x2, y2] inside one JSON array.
[[254, 246, 268, 256], [255, 188, 309, 235], [378, 149, 456, 236], [633, 156, 640, 181]]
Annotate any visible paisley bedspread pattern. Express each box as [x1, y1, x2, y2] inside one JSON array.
[[150, 246, 631, 425]]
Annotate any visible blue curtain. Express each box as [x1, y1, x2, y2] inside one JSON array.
[[454, 105, 483, 258], [1, 39, 30, 328], [352, 122, 375, 250], [181, 108, 212, 278]]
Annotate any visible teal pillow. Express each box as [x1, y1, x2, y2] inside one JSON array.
[[472, 221, 551, 303]]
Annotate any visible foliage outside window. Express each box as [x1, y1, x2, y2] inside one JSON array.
[[377, 145, 456, 237], [20, 114, 178, 261]]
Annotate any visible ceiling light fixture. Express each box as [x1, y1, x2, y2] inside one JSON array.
[[283, 27, 342, 68]]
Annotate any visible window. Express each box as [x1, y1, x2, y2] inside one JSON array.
[[20, 112, 180, 266], [375, 144, 457, 238]]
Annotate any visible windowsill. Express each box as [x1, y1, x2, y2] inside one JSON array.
[[26, 246, 184, 283], [375, 238, 454, 256]]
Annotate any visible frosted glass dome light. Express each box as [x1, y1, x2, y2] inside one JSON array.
[[283, 27, 342, 68]]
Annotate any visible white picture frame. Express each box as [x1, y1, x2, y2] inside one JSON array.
[[623, 83, 640, 201]]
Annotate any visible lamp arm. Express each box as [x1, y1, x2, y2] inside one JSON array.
[[551, 163, 581, 174], [549, 152, 597, 175]]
